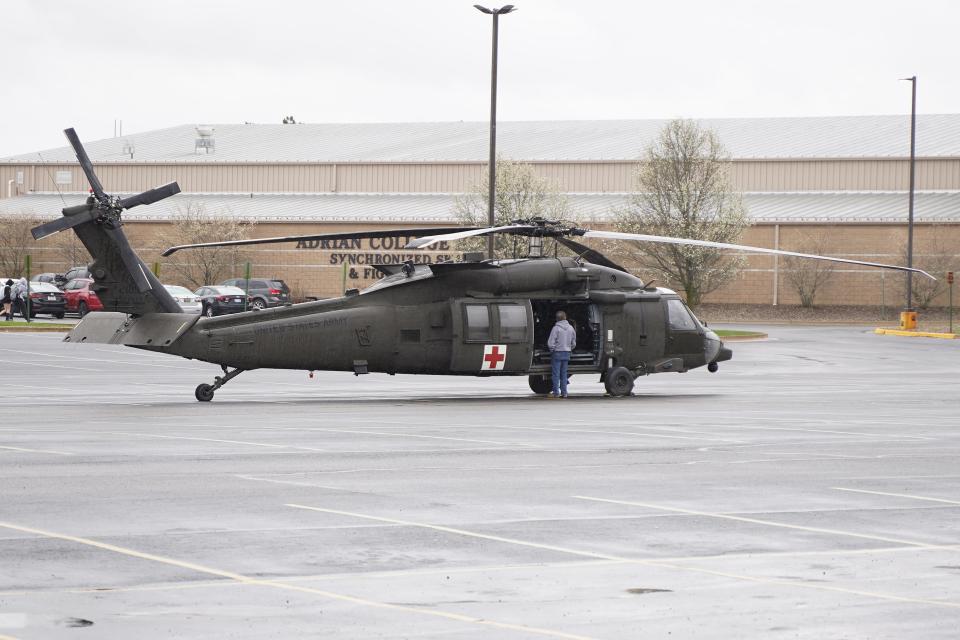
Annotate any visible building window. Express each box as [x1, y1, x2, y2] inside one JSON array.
[[55, 170, 72, 185]]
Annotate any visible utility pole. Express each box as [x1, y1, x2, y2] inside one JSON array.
[[898, 75, 918, 330], [475, 5, 516, 259]]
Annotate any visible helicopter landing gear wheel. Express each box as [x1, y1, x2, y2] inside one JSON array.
[[194, 366, 245, 402], [604, 366, 634, 397], [528, 375, 552, 395], [195, 383, 215, 402]]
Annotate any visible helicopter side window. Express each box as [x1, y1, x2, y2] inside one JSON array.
[[464, 304, 492, 341], [666, 299, 697, 331], [497, 304, 527, 342]]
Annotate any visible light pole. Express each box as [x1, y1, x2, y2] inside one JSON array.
[[901, 75, 917, 323], [475, 4, 516, 259]]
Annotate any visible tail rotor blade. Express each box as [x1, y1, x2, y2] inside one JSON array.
[[64, 128, 106, 200], [103, 225, 153, 292], [31, 206, 98, 240], [119, 182, 181, 210]]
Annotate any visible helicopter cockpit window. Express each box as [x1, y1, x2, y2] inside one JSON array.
[[464, 304, 492, 341], [497, 304, 527, 342], [360, 264, 434, 294], [666, 299, 698, 331]]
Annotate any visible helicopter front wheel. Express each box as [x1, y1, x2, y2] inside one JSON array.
[[604, 366, 634, 397], [195, 383, 215, 402]]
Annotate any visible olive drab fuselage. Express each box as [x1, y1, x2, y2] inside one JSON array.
[[138, 256, 729, 379]]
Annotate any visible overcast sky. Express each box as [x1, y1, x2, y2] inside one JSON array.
[[1, 0, 957, 157]]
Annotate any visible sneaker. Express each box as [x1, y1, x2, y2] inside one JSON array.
[[547, 392, 558, 398]]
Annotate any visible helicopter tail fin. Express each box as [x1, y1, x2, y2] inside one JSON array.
[[67, 205, 182, 316]]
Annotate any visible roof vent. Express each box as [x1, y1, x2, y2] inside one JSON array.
[[121, 139, 135, 159], [195, 125, 215, 154]]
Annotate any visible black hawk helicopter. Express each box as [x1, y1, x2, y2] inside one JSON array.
[[32, 129, 934, 401]]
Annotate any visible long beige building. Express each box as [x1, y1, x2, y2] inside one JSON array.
[[2, 116, 959, 305]]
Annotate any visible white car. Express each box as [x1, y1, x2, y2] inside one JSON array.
[[163, 285, 202, 314]]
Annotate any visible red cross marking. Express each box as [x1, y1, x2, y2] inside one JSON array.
[[483, 346, 506, 369]]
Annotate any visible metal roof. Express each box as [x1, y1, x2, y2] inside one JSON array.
[[3, 191, 958, 224], [3, 115, 959, 164]]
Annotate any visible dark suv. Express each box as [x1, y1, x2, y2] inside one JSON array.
[[219, 278, 291, 310]]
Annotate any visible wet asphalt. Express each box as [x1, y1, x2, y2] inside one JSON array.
[[0, 326, 958, 639]]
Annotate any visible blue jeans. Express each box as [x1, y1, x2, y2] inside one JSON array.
[[551, 351, 570, 396]]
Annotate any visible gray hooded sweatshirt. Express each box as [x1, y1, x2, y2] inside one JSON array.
[[548, 320, 577, 352]]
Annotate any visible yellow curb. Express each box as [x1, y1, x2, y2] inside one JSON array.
[[0, 326, 71, 333], [874, 328, 958, 340], [719, 332, 768, 341]]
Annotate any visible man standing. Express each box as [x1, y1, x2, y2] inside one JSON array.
[[547, 310, 576, 398]]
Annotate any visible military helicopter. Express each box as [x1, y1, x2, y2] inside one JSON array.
[[32, 129, 934, 401]]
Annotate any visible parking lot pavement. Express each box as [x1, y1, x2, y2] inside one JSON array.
[[0, 326, 959, 638]]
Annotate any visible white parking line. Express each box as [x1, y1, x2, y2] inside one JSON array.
[[286, 427, 540, 448], [0, 445, 73, 456], [104, 431, 326, 452], [286, 502, 960, 609], [834, 487, 960, 506], [572, 496, 946, 548]]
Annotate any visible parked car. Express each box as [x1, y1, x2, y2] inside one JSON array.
[[195, 286, 250, 317], [163, 285, 202, 314], [63, 278, 103, 317], [219, 278, 291, 310], [23, 282, 66, 318], [32, 272, 66, 288], [62, 266, 91, 283]]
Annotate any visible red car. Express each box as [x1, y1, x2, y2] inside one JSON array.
[[63, 278, 103, 317]]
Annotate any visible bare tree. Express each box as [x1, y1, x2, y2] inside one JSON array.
[[615, 119, 749, 308], [0, 213, 42, 277], [454, 156, 572, 258], [783, 233, 836, 307], [156, 203, 255, 288], [900, 225, 960, 309]]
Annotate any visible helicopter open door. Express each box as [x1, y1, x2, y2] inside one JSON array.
[[530, 300, 603, 370], [450, 300, 533, 374]]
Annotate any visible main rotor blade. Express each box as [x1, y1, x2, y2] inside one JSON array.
[[405, 225, 536, 249], [584, 230, 937, 280], [119, 182, 181, 210], [555, 237, 628, 272], [64, 128, 106, 200], [161, 227, 478, 257], [103, 225, 153, 292], [31, 204, 98, 240]]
